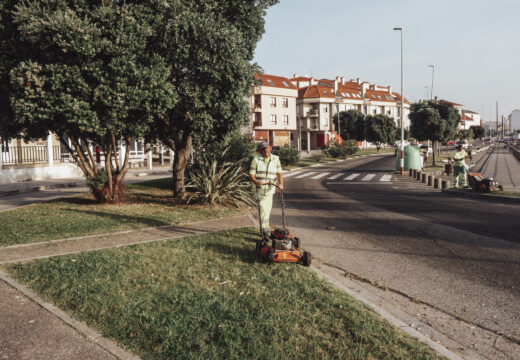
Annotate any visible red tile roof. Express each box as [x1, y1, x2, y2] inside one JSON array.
[[289, 76, 311, 81], [442, 100, 463, 107], [254, 73, 297, 90], [298, 85, 336, 99]]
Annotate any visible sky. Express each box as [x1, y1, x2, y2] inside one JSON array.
[[253, 0, 520, 124]]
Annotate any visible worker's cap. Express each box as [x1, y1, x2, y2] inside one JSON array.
[[257, 142, 269, 150]]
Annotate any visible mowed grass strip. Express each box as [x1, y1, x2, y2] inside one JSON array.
[[0, 178, 238, 246], [4, 228, 443, 360]]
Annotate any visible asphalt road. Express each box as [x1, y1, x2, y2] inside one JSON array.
[[477, 145, 520, 190], [270, 154, 520, 351]]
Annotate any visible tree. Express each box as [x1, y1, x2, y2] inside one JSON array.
[[409, 100, 460, 166], [333, 109, 365, 141], [458, 129, 474, 141], [147, 0, 278, 199], [470, 125, 485, 140], [364, 115, 397, 151], [1, 1, 174, 203]]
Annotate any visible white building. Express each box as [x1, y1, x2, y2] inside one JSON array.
[[291, 75, 410, 150], [250, 73, 298, 147], [508, 110, 520, 132]]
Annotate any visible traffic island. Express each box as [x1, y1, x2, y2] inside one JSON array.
[[1, 228, 445, 360]]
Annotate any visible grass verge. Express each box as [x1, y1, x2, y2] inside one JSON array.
[[3, 228, 443, 360], [0, 177, 239, 247]]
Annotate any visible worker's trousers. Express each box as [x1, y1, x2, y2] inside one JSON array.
[[257, 191, 274, 235], [453, 165, 467, 187]]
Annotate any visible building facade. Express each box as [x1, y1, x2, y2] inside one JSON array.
[[291, 75, 410, 150], [250, 73, 298, 147]]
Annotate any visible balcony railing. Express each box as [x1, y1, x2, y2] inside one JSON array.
[[307, 109, 319, 117], [1, 146, 71, 165]]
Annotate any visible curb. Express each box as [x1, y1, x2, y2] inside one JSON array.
[[0, 181, 83, 198], [442, 188, 520, 204], [0, 269, 141, 360], [311, 265, 470, 360]]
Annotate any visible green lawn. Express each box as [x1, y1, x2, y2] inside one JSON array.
[[3, 228, 443, 360], [0, 178, 239, 247]]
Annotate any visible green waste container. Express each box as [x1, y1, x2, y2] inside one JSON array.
[[395, 145, 422, 171]]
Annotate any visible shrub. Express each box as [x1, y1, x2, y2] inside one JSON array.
[[322, 139, 359, 158], [186, 149, 254, 207], [275, 145, 299, 166], [343, 139, 359, 155]]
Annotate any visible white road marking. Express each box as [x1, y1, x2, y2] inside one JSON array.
[[283, 171, 302, 178], [361, 174, 376, 181], [343, 173, 360, 181], [327, 173, 343, 180], [311, 172, 330, 179], [380, 174, 392, 182], [295, 172, 316, 179]]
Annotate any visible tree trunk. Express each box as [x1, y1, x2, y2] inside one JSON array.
[[432, 140, 438, 167], [172, 134, 192, 199]]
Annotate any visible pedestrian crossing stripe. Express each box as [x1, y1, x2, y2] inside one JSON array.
[[344, 173, 360, 181], [327, 173, 343, 180], [295, 172, 316, 179], [283, 171, 302, 178], [285, 171, 393, 183], [311, 172, 330, 179], [361, 174, 376, 181]]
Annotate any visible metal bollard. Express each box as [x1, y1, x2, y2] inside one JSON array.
[[434, 178, 440, 189], [409, 169, 413, 177], [441, 180, 450, 189], [416, 171, 422, 180], [428, 175, 433, 186], [412, 169, 417, 178], [421, 173, 426, 183]]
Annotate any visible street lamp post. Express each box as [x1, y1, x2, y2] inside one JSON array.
[[393, 27, 404, 175], [428, 65, 434, 100], [335, 95, 342, 143]]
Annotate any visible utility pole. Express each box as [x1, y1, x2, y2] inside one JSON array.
[[394, 27, 404, 175], [502, 115, 505, 139], [496, 102, 498, 140], [428, 65, 435, 100]]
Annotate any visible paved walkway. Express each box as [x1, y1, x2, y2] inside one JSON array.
[[0, 214, 254, 360]]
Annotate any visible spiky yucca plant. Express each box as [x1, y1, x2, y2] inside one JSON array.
[[187, 151, 255, 207]]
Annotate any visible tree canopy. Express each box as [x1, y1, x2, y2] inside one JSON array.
[[1, 0, 175, 203], [470, 125, 485, 139], [364, 114, 397, 151], [409, 100, 460, 165], [0, 0, 277, 201], [334, 110, 365, 141], [145, 0, 278, 198]]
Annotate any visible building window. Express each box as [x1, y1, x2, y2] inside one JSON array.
[[282, 98, 288, 108], [282, 115, 289, 125], [373, 109, 377, 114], [270, 97, 276, 107], [254, 113, 262, 127], [270, 115, 277, 124], [323, 106, 328, 113]]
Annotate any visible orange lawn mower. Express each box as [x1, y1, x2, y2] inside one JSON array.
[[255, 184, 311, 266]]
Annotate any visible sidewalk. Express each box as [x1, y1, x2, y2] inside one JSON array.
[[0, 166, 173, 198], [0, 214, 255, 360]]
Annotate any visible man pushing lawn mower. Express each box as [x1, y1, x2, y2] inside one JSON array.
[[249, 142, 311, 266], [249, 142, 283, 241]]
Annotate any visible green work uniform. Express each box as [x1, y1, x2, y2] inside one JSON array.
[[452, 149, 468, 187], [249, 153, 282, 234]]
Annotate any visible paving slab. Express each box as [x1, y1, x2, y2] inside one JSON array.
[[0, 214, 254, 264]]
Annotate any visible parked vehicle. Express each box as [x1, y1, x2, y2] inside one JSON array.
[[420, 145, 432, 154], [455, 140, 469, 149]]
